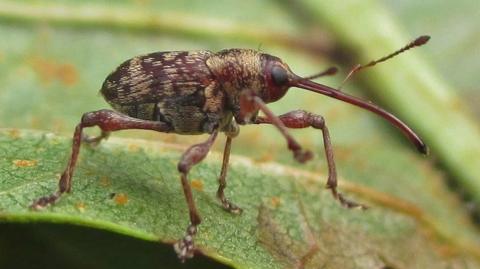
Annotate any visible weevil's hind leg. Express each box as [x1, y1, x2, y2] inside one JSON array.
[[30, 109, 173, 210], [82, 130, 111, 146], [217, 135, 243, 214], [174, 130, 219, 262], [255, 110, 367, 209]]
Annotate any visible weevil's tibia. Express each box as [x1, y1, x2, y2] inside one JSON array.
[[30, 109, 173, 210], [339, 35, 431, 88], [217, 135, 243, 214], [255, 110, 367, 209], [175, 130, 219, 262]]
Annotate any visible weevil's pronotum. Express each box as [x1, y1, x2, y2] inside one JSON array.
[[31, 36, 430, 261]]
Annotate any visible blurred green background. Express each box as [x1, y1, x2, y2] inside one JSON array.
[[1, 1, 480, 268]]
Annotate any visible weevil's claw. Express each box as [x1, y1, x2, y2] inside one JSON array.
[[174, 224, 197, 262], [82, 131, 110, 147], [294, 149, 313, 163], [221, 200, 243, 215], [82, 134, 102, 147]]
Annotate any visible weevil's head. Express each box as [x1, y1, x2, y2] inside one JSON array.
[[259, 52, 428, 155], [260, 54, 294, 103], [207, 49, 304, 102], [260, 53, 339, 103]]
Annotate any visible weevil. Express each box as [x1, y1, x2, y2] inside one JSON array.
[[31, 36, 430, 261]]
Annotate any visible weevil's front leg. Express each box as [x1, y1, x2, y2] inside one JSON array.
[[82, 130, 110, 146], [242, 93, 312, 163], [30, 109, 173, 210], [255, 109, 366, 209], [174, 130, 219, 262]]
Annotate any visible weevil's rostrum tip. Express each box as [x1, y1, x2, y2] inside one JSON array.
[[420, 143, 430, 156]]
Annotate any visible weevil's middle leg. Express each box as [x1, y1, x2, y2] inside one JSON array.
[[30, 109, 173, 210], [174, 130, 219, 262], [217, 135, 242, 214], [255, 109, 366, 209]]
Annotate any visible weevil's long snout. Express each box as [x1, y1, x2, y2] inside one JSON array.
[[291, 78, 428, 155]]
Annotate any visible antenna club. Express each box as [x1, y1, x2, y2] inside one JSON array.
[[325, 67, 338, 75], [414, 35, 430, 46]]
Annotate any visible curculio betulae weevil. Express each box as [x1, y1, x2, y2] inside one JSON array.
[[31, 36, 430, 261]]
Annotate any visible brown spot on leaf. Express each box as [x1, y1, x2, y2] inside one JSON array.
[[7, 129, 20, 139], [127, 143, 140, 152], [75, 202, 86, 213], [114, 193, 129, 205], [57, 63, 78, 86], [255, 152, 275, 163], [12, 159, 37, 167], [29, 56, 78, 86], [270, 196, 281, 208], [191, 179, 204, 192]]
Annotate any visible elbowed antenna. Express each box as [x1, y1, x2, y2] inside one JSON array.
[[303, 67, 338, 80], [292, 78, 428, 154], [339, 35, 431, 88]]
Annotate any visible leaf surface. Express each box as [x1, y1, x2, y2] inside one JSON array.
[[1, 1, 480, 268], [1, 129, 480, 268]]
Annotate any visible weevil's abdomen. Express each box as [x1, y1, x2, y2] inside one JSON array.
[[100, 50, 232, 134], [101, 51, 214, 108]]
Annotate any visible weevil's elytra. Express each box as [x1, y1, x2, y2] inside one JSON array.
[[31, 36, 430, 262]]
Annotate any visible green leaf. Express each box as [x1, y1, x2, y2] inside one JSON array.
[[1, 129, 480, 269]]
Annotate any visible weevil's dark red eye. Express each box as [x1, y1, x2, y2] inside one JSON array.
[[271, 66, 289, 86]]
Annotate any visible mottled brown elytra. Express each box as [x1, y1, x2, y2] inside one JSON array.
[[31, 35, 430, 262]]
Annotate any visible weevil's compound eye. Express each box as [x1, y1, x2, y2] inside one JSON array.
[[271, 66, 289, 86]]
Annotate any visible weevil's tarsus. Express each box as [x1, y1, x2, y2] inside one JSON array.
[[29, 191, 61, 210], [82, 130, 111, 146], [255, 110, 367, 209], [330, 187, 368, 210], [339, 35, 431, 89], [174, 224, 198, 262], [292, 79, 428, 154], [175, 130, 219, 262], [30, 110, 173, 210]]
